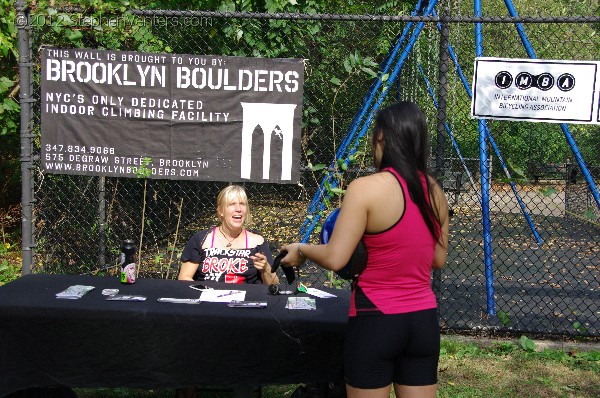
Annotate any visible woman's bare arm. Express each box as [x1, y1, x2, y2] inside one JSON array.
[[429, 177, 449, 269], [178, 261, 199, 281]]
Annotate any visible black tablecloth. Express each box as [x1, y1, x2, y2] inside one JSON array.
[[0, 274, 350, 396]]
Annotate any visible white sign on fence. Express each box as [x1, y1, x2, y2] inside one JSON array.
[[471, 57, 599, 124]]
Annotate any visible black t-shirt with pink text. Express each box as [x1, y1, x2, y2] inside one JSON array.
[[180, 228, 273, 284]]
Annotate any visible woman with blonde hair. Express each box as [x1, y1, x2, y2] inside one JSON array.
[[179, 184, 278, 285]]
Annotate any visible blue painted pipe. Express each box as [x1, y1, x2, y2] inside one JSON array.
[[475, 0, 496, 316]]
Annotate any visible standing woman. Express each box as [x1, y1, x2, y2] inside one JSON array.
[[280, 102, 449, 398], [179, 184, 278, 285]]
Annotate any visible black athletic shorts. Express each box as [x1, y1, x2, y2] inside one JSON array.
[[343, 308, 440, 389]]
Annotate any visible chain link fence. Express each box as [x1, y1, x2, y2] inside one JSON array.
[[19, 6, 599, 338]]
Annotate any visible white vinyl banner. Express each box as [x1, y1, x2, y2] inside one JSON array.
[[471, 57, 599, 124]]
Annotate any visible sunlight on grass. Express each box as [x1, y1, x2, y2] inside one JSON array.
[[437, 339, 600, 398]]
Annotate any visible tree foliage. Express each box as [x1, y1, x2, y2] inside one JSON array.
[[0, 0, 20, 207]]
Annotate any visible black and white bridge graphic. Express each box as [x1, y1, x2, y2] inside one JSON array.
[[240, 102, 297, 181]]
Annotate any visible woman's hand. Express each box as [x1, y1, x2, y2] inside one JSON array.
[[250, 252, 269, 272], [279, 243, 307, 267], [251, 252, 279, 284]]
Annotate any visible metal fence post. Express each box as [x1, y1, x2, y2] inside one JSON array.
[[99, 176, 106, 269], [16, 0, 34, 274], [435, 8, 449, 179], [433, 7, 450, 298]]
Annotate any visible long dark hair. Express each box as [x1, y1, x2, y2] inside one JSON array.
[[373, 101, 441, 241]]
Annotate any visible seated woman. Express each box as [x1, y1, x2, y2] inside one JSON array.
[[178, 184, 279, 285]]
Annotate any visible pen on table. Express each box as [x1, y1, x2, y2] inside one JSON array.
[[216, 291, 238, 298]]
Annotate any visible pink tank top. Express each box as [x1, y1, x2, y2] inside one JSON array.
[[349, 168, 438, 316]]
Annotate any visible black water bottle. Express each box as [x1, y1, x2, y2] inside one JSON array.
[[120, 239, 136, 284]]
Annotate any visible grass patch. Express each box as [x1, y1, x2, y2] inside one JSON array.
[[72, 338, 600, 398], [437, 338, 600, 398]]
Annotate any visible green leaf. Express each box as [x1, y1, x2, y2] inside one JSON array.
[[2, 98, 19, 112], [360, 67, 377, 78], [310, 163, 326, 172], [66, 29, 83, 42], [307, 24, 320, 35], [519, 335, 536, 352], [582, 209, 595, 220], [363, 56, 378, 67], [51, 23, 63, 34], [330, 77, 341, 86], [539, 187, 557, 197], [330, 188, 345, 195], [56, 13, 74, 26], [497, 310, 511, 326], [343, 58, 351, 73], [573, 321, 588, 333], [508, 159, 526, 178], [0, 77, 13, 93], [305, 149, 314, 156]]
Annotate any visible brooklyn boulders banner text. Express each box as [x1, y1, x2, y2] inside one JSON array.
[[41, 47, 304, 183]]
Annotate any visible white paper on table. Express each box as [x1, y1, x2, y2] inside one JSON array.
[[200, 289, 246, 303], [55, 285, 95, 299], [305, 287, 337, 298]]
